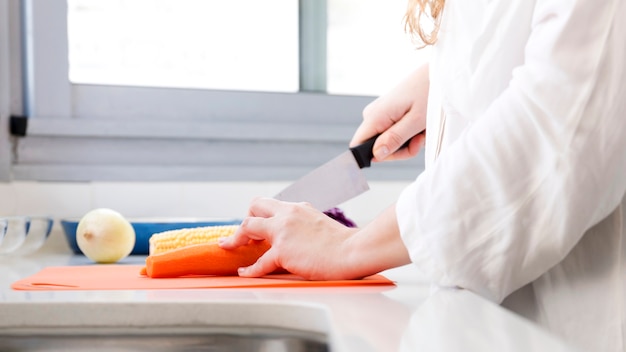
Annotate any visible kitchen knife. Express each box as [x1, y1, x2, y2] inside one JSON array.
[[274, 135, 378, 211]]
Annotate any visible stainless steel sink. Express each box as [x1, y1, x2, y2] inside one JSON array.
[[0, 329, 327, 351], [0, 301, 331, 352]]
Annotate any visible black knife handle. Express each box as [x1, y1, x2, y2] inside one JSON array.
[[350, 135, 378, 169], [349, 134, 414, 169]]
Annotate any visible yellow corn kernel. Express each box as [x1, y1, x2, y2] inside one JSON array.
[[149, 225, 238, 255]]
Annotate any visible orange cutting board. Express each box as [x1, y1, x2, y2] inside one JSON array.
[[11, 265, 395, 291]]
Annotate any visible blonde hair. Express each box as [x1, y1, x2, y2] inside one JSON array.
[[404, 0, 445, 47]]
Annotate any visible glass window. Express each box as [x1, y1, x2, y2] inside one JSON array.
[[67, 0, 299, 92], [14, 0, 424, 182], [67, 0, 428, 97], [327, 0, 430, 96]]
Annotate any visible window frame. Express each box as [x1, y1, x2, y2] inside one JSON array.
[[1, 0, 22, 181], [7, 0, 423, 182]]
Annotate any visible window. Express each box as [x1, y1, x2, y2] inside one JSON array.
[[327, 0, 430, 95], [65, 0, 429, 96], [7, 0, 426, 182], [67, 0, 300, 92]]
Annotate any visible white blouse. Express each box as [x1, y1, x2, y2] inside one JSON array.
[[396, 0, 626, 350]]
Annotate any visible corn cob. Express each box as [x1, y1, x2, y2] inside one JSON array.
[[149, 225, 238, 255]]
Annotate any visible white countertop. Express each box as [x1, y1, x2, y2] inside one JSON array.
[[0, 251, 580, 352]]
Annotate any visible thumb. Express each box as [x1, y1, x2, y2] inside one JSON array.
[[237, 249, 280, 277], [372, 130, 408, 161]]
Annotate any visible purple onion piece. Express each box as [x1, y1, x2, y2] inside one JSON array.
[[323, 207, 357, 228]]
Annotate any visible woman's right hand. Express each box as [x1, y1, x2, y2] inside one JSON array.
[[350, 63, 430, 162]]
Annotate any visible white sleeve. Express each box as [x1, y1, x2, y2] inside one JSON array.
[[397, 0, 626, 302]]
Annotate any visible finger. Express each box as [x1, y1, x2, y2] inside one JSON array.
[[237, 248, 280, 277], [218, 216, 271, 249], [246, 197, 272, 218], [379, 132, 425, 162], [350, 98, 401, 147], [350, 122, 380, 149], [220, 196, 287, 249], [247, 196, 298, 218], [373, 110, 426, 161], [217, 228, 250, 249]]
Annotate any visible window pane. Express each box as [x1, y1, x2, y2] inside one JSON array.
[[327, 0, 430, 96], [67, 0, 299, 92]]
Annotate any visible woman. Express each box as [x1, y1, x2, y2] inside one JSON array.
[[220, 0, 626, 350]]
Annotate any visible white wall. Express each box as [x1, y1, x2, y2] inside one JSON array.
[[0, 181, 410, 253]]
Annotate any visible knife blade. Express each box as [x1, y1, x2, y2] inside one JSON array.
[[274, 135, 378, 211]]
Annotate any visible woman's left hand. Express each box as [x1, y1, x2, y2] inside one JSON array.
[[218, 197, 359, 279]]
